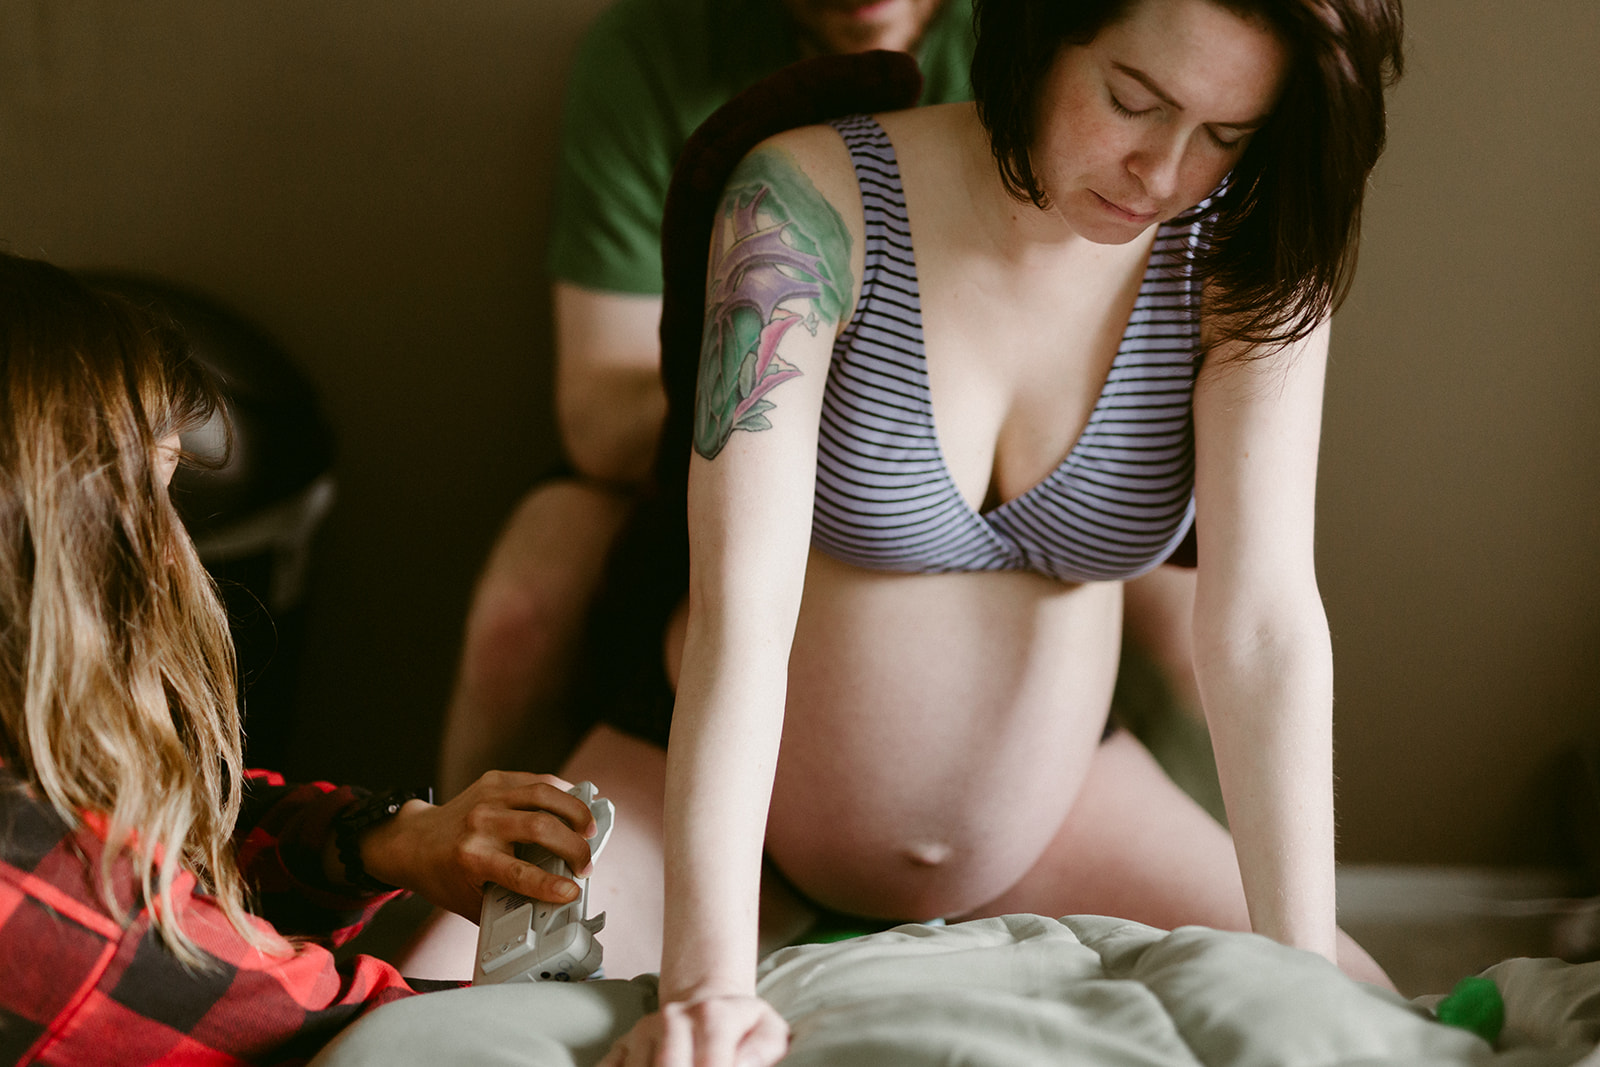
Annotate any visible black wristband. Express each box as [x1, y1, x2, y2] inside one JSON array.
[[332, 786, 433, 892]]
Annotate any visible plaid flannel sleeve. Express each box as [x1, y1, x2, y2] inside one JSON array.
[[0, 766, 429, 1067], [234, 769, 402, 944]]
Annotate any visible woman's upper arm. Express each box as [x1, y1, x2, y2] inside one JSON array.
[[685, 127, 863, 617], [1191, 320, 1331, 608]]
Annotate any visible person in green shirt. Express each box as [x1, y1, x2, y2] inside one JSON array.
[[436, 0, 977, 800], [548, 0, 977, 298]]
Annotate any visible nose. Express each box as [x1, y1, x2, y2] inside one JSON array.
[[1125, 133, 1184, 202]]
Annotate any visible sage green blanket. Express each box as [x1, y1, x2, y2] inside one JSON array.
[[314, 914, 1600, 1066]]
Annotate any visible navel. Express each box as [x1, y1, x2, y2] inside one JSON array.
[[901, 841, 954, 867]]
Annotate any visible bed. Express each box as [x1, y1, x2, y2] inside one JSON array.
[[314, 912, 1600, 1066]]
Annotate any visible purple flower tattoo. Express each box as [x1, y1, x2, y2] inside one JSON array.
[[693, 150, 851, 459]]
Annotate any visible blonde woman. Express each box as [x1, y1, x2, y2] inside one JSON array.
[[0, 251, 596, 1066]]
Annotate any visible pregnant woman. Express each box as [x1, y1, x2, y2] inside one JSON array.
[[569, 0, 1407, 1063]]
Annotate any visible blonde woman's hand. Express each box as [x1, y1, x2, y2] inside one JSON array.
[[598, 995, 789, 1067], [356, 770, 597, 918]]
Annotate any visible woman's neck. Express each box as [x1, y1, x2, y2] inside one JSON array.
[[941, 104, 1096, 267]]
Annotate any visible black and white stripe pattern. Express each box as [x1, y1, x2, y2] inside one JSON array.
[[810, 113, 1202, 583]]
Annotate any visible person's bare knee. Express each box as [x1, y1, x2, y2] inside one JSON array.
[[557, 725, 820, 973], [440, 481, 633, 794], [1336, 929, 1397, 991], [457, 581, 567, 703], [456, 483, 631, 702]]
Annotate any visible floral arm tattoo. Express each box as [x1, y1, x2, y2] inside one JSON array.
[[693, 147, 853, 460]]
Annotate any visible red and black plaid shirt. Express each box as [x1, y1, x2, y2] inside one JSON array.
[[0, 765, 432, 1065]]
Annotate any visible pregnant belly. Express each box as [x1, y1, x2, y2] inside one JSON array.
[[762, 555, 1122, 919]]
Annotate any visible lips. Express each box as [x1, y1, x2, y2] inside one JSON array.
[[1092, 191, 1159, 223], [834, 0, 898, 16]]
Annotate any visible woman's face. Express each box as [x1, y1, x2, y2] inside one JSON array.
[[1032, 0, 1290, 244]]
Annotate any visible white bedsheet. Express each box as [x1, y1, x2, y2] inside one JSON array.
[[313, 914, 1600, 1066]]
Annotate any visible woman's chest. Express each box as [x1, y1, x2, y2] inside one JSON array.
[[914, 236, 1158, 511], [814, 242, 1201, 584], [811, 113, 1202, 582]]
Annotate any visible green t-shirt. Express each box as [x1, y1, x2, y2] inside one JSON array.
[[546, 0, 976, 295]]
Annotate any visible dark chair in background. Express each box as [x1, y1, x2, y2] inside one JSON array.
[[83, 272, 336, 772]]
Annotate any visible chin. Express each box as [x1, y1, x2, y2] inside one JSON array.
[[1062, 193, 1162, 244], [1067, 212, 1157, 246], [808, 0, 922, 53]]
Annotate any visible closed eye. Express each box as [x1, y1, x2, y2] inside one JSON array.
[[1109, 92, 1154, 119], [1207, 127, 1247, 150]]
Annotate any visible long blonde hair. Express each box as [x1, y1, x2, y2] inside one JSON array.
[[0, 251, 280, 963]]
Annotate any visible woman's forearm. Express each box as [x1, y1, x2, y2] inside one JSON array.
[[1196, 609, 1338, 960], [658, 614, 793, 1003]]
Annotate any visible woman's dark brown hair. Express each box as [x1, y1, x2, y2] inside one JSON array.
[[971, 0, 1405, 351]]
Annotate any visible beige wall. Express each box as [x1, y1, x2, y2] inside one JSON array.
[[2, 2, 1595, 865], [1321, 0, 1600, 863]]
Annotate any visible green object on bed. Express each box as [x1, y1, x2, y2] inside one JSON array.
[[1435, 975, 1506, 1044]]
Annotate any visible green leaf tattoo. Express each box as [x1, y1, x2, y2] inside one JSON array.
[[693, 148, 853, 460]]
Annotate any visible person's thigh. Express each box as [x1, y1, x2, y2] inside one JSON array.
[[963, 729, 1250, 931], [561, 725, 818, 981], [393, 724, 668, 983], [309, 977, 658, 1067], [560, 725, 669, 981], [961, 730, 1392, 988]]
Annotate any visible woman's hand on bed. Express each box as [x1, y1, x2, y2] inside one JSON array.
[[354, 770, 598, 918], [599, 995, 789, 1067]]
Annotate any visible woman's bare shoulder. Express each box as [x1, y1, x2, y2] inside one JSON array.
[[718, 126, 868, 315], [733, 124, 862, 224], [738, 105, 974, 232]]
